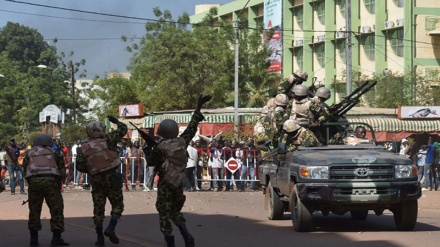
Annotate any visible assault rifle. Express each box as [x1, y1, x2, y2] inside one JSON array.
[[328, 80, 377, 118], [308, 77, 318, 98], [129, 122, 157, 147]]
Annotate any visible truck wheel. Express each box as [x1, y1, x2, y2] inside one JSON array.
[[393, 200, 418, 231], [350, 210, 368, 220], [266, 181, 283, 220], [291, 186, 313, 232]]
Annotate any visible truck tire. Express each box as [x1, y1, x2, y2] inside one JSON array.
[[291, 186, 313, 232], [350, 210, 368, 220], [393, 200, 418, 231], [266, 181, 283, 220]]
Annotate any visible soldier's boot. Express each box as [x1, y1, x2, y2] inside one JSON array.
[[104, 216, 119, 244], [164, 236, 175, 247], [95, 225, 105, 246], [30, 230, 39, 247], [178, 224, 195, 247], [50, 230, 69, 246]]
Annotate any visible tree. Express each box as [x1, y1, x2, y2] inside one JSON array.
[[87, 73, 138, 120], [332, 69, 433, 108], [0, 22, 83, 142], [124, 7, 272, 111]]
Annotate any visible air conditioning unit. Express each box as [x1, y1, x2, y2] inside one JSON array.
[[385, 20, 395, 29], [294, 39, 304, 46], [336, 31, 345, 38], [361, 26, 371, 33], [396, 18, 404, 27], [317, 35, 325, 43]]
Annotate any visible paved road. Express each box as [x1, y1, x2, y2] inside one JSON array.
[[1, 187, 440, 247]]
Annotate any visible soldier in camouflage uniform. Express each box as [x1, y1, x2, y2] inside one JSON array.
[[276, 70, 309, 100], [142, 95, 211, 247], [76, 116, 127, 246], [284, 84, 313, 125], [22, 134, 69, 247], [269, 93, 289, 150], [253, 98, 275, 147], [309, 87, 331, 144], [279, 119, 320, 152]]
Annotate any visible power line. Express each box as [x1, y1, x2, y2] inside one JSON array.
[[0, 9, 146, 24]]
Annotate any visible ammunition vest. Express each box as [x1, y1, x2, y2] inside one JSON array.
[[158, 137, 188, 187], [25, 147, 59, 178], [289, 98, 312, 123], [81, 138, 121, 175]]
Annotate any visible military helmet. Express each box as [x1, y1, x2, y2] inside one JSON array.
[[283, 119, 301, 133], [34, 134, 54, 147], [274, 94, 289, 106], [86, 121, 106, 138], [157, 119, 179, 139], [315, 87, 331, 99], [292, 84, 309, 97], [294, 70, 308, 81], [267, 98, 275, 108]]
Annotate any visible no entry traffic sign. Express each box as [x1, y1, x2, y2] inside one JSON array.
[[225, 157, 240, 173]]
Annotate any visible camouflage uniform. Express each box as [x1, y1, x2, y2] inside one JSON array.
[[144, 110, 204, 237], [309, 97, 330, 124], [22, 148, 66, 232], [76, 121, 128, 226], [280, 127, 320, 152], [253, 105, 274, 145]]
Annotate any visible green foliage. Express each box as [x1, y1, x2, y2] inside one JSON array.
[[86, 74, 138, 119], [0, 22, 86, 138], [60, 124, 87, 143], [332, 69, 434, 108], [125, 7, 272, 111]]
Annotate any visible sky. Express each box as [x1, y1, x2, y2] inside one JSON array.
[[0, 0, 232, 79]]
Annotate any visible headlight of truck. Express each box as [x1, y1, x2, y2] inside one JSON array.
[[395, 165, 417, 178], [299, 166, 329, 179]]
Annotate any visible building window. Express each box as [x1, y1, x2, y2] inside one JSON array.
[[362, 34, 375, 60], [390, 28, 404, 57], [316, 1, 325, 25], [363, 0, 375, 14], [315, 43, 325, 67], [337, 40, 346, 63], [295, 7, 304, 30], [294, 47, 304, 69], [393, 0, 404, 8], [338, 0, 346, 18]]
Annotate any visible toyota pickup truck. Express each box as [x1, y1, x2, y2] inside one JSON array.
[[258, 122, 421, 232]]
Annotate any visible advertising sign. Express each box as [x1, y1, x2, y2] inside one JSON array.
[[264, 0, 282, 73], [119, 104, 144, 117], [398, 105, 440, 119]]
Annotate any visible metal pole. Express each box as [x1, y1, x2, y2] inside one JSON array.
[[71, 64, 76, 124], [345, 0, 352, 95], [234, 20, 239, 138]]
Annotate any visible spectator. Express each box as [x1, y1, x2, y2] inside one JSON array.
[[6, 138, 25, 195], [236, 141, 246, 192], [418, 145, 427, 185], [0, 142, 7, 185], [424, 141, 438, 191], [71, 140, 80, 187], [184, 140, 198, 191], [240, 138, 260, 191], [208, 140, 223, 191], [223, 140, 240, 191], [195, 140, 206, 191], [129, 140, 144, 190], [399, 139, 410, 158]]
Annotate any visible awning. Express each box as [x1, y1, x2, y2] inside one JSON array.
[[348, 118, 440, 132], [154, 114, 258, 124]]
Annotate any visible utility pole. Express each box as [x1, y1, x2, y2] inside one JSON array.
[[345, 0, 352, 95], [234, 0, 251, 139], [71, 64, 76, 124]]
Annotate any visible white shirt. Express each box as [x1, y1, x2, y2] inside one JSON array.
[[0, 150, 6, 166], [186, 145, 198, 168], [71, 144, 78, 157]]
